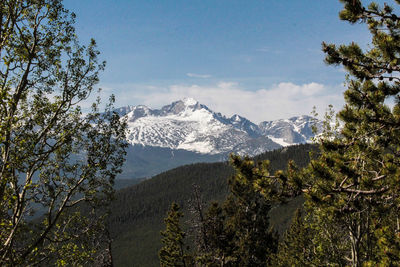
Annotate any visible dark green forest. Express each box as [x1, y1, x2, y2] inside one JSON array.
[[109, 144, 315, 266]]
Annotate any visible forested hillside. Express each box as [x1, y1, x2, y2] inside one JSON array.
[[109, 144, 315, 266]]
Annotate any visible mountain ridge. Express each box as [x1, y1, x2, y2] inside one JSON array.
[[119, 98, 320, 156]]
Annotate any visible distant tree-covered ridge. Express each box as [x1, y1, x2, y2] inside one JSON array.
[[109, 144, 314, 266]]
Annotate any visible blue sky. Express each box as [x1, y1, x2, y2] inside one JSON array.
[[64, 0, 392, 122]]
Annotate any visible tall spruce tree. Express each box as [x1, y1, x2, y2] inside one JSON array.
[[170, 156, 278, 266], [254, 1, 400, 266], [159, 202, 189, 267], [187, 185, 233, 266], [223, 155, 278, 266], [192, 201, 234, 266]]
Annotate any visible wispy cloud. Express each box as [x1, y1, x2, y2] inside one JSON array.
[[102, 81, 345, 123], [256, 46, 282, 54], [186, 73, 212, 78]]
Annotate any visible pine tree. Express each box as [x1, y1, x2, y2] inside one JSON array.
[[273, 209, 315, 267], [314, 1, 400, 264], [254, 1, 400, 266], [186, 156, 278, 266], [188, 185, 233, 266], [224, 155, 278, 266], [159, 202, 189, 267], [195, 202, 236, 266]]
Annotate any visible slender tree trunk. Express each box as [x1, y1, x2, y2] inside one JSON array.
[[349, 221, 361, 267]]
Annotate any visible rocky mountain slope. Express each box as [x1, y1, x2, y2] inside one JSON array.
[[118, 98, 320, 157]]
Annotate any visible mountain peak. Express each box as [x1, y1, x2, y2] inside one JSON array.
[[122, 99, 320, 155], [182, 97, 198, 106], [231, 114, 242, 122], [160, 98, 201, 115]]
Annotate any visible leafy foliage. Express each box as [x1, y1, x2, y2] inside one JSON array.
[[0, 0, 127, 265]]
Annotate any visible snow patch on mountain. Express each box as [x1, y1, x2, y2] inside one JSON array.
[[267, 136, 292, 147], [121, 99, 320, 156]]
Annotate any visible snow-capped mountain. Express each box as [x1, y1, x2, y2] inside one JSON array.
[[121, 98, 320, 157], [259, 115, 318, 147]]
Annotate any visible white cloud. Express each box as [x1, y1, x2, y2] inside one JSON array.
[[104, 81, 345, 123], [186, 73, 212, 78]]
